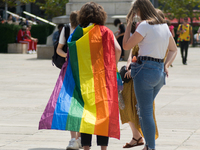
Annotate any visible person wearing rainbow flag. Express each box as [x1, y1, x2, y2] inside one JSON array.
[[39, 2, 121, 150], [176, 17, 193, 65]]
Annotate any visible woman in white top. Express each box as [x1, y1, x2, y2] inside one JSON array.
[[123, 0, 177, 150]]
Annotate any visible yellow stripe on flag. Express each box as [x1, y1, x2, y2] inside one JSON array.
[[76, 31, 96, 134], [83, 24, 94, 35]]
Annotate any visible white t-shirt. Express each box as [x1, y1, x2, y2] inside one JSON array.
[[136, 21, 172, 59], [59, 23, 74, 45]]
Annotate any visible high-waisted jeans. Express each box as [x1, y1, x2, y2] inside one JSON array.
[[131, 60, 166, 149]]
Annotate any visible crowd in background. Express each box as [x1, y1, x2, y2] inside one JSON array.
[[0, 14, 38, 25]]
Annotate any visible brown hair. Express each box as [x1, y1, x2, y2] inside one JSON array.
[[127, 0, 166, 25], [166, 20, 171, 26], [70, 11, 79, 29], [156, 8, 165, 19], [78, 2, 107, 27]]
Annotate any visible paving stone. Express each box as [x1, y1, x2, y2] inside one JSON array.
[[0, 47, 200, 150]]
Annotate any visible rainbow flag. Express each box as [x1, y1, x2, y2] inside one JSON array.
[[39, 24, 120, 139]]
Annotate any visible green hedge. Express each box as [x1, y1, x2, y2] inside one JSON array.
[[0, 23, 21, 53], [31, 24, 55, 44], [0, 23, 55, 53]]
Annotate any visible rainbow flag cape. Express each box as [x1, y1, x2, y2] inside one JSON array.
[[39, 24, 120, 139]]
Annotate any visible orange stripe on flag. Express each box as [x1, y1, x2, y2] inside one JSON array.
[[89, 25, 109, 136]]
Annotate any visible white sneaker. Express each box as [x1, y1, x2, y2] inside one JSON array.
[[66, 138, 79, 150], [77, 138, 83, 149], [32, 50, 36, 54], [27, 50, 33, 54]]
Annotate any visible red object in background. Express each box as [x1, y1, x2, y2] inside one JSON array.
[[167, 17, 200, 27]]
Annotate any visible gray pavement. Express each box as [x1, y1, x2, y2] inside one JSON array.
[[0, 47, 200, 150]]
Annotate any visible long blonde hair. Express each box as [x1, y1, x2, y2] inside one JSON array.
[[127, 0, 166, 25]]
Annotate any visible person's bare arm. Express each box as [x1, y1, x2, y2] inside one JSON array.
[[114, 35, 121, 65], [126, 48, 132, 70], [171, 29, 175, 38], [123, 21, 143, 50], [164, 36, 178, 76], [56, 43, 67, 61], [116, 32, 125, 39]]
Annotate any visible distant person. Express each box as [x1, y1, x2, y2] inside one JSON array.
[[30, 17, 37, 25], [177, 17, 193, 65], [14, 15, 20, 25], [114, 18, 125, 61], [19, 18, 25, 26], [26, 25, 38, 53], [7, 14, 13, 24], [167, 20, 175, 38], [52, 24, 64, 46], [17, 25, 37, 54], [196, 26, 200, 42], [25, 18, 29, 26]]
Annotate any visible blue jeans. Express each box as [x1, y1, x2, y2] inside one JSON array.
[[131, 60, 166, 149]]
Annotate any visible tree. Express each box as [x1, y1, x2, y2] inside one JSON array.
[[1, 0, 36, 7], [36, 0, 69, 18], [0, 0, 69, 19], [158, 0, 200, 26]]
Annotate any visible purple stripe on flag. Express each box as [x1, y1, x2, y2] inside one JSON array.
[[38, 60, 69, 129]]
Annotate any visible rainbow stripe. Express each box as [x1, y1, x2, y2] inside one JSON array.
[[39, 24, 120, 139]]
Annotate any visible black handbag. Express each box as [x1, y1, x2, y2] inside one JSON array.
[[52, 25, 70, 69], [119, 65, 132, 83]]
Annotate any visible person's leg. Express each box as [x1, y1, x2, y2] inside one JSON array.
[[184, 41, 189, 64], [180, 41, 185, 64], [24, 39, 32, 51], [77, 132, 81, 138], [66, 131, 79, 149], [81, 133, 92, 150], [133, 61, 164, 149], [128, 121, 144, 145], [34, 41, 37, 51], [76, 132, 82, 148], [101, 146, 107, 150], [70, 131, 77, 139], [97, 135, 109, 150]]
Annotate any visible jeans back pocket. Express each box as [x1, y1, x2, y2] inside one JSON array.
[[131, 62, 144, 79]]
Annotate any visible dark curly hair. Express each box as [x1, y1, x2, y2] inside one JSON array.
[[78, 2, 107, 27], [114, 18, 121, 27]]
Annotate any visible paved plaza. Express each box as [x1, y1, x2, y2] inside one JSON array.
[[0, 47, 200, 150]]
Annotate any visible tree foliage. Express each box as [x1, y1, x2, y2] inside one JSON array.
[[158, 0, 200, 23], [2, 0, 36, 7], [1, 0, 69, 18], [36, 0, 69, 18]]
